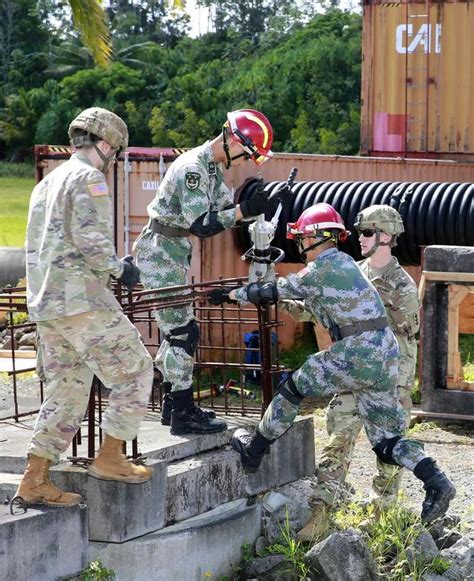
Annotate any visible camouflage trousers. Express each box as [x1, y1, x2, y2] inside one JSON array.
[[29, 308, 153, 463], [134, 228, 195, 393], [312, 385, 412, 507], [259, 330, 425, 475]]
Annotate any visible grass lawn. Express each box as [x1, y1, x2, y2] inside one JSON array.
[[0, 177, 34, 247]]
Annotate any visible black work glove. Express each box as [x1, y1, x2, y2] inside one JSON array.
[[240, 190, 280, 219], [117, 255, 140, 292], [208, 287, 237, 305]]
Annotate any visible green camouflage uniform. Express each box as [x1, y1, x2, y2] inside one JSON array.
[[235, 248, 426, 471], [26, 153, 153, 463], [313, 256, 420, 506], [134, 142, 237, 392]]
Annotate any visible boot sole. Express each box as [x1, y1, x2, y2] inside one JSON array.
[[88, 467, 153, 484], [13, 496, 82, 508]]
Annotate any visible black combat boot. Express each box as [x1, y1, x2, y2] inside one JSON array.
[[161, 383, 216, 426], [414, 457, 456, 523], [231, 428, 274, 473], [170, 388, 227, 435]]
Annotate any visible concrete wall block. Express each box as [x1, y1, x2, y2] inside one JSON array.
[[245, 416, 315, 496], [166, 448, 245, 523], [51, 458, 167, 543], [0, 504, 88, 581], [424, 245, 474, 273], [90, 499, 262, 581]]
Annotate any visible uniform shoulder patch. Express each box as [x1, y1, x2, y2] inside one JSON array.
[[185, 172, 201, 191], [87, 181, 109, 197]]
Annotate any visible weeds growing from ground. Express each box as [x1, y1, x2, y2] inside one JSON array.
[[266, 512, 311, 579], [333, 499, 454, 580], [81, 560, 115, 580]]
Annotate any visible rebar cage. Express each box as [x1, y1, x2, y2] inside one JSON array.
[[0, 279, 286, 459]]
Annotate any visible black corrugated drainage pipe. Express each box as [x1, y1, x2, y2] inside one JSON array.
[[235, 179, 474, 266]]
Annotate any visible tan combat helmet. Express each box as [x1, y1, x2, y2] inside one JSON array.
[[355, 204, 404, 236], [68, 107, 128, 152]]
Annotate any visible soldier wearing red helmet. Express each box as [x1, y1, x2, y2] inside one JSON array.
[[134, 108, 279, 435], [210, 202, 455, 528]]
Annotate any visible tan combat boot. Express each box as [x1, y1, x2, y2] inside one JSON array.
[[14, 454, 83, 507], [296, 502, 330, 542], [88, 434, 153, 484]]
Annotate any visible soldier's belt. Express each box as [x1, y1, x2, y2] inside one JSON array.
[[338, 316, 388, 339], [149, 219, 190, 237]]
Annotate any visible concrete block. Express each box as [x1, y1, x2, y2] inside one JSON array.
[[51, 458, 167, 543], [166, 448, 245, 523], [423, 245, 474, 273], [90, 499, 261, 581], [0, 503, 88, 581], [245, 416, 315, 496]]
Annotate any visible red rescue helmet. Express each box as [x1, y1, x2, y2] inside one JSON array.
[[287, 203, 350, 243], [225, 109, 273, 166]]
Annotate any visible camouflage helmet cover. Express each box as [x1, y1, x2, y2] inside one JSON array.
[[68, 107, 128, 151], [354, 204, 404, 236]]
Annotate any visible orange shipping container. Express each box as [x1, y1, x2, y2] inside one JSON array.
[[361, 0, 474, 158]]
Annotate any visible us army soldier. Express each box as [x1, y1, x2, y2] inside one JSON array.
[[15, 107, 153, 508]]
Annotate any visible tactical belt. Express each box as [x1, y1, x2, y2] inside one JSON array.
[[338, 316, 388, 339], [149, 218, 190, 237]]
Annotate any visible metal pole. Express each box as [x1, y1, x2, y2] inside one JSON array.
[[258, 305, 274, 412]]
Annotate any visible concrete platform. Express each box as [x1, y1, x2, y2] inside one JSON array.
[[90, 499, 262, 581], [0, 413, 315, 578]]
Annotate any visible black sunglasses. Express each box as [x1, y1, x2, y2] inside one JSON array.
[[358, 229, 377, 237]]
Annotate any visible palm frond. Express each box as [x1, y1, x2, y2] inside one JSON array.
[[68, 0, 112, 67]]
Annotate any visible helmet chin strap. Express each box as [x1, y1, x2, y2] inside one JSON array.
[[362, 230, 393, 258], [222, 128, 249, 169], [298, 233, 337, 259], [94, 142, 116, 173]]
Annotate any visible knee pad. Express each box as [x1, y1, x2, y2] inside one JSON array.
[[372, 436, 402, 466], [166, 320, 200, 357], [277, 374, 304, 406]]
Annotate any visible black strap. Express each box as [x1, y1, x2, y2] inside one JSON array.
[[338, 316, 388, 339], [149, 218, 190, 237]]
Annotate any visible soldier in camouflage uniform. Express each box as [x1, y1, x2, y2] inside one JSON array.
[[134, 109, 278, 435], [15, 108, 154, 508], [297, 205, 421, 540], [210, 203, 455, 529]]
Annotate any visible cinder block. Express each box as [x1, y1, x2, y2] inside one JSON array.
[[51, 458, 167, 543], [0, 504, 88, 581]]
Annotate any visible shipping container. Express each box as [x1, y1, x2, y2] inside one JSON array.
[[361, 0, 474, 158]]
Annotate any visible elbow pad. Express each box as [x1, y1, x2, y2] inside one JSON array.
[[246, 282, 279, 305], [190, 212, 226, 238]]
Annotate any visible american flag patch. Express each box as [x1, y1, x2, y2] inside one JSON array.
[[88, 181, 108, 197]]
